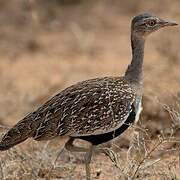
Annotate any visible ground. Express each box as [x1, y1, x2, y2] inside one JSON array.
[[0, 1, 180, 179]]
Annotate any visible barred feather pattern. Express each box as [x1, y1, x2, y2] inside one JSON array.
[[32, 77, 135, 140], [0, 76, 136, 149]]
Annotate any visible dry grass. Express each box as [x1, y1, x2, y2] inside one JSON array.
[[0, 98, 180, 179]]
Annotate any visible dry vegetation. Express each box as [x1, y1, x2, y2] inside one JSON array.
[[0, 0, 180, 179]]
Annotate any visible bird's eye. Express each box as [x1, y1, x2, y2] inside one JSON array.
[[147, 20, 156, 27]]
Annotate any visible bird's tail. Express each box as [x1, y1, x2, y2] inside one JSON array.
[[0, 114, 36, 151]]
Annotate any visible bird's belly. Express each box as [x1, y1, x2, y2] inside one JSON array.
[[73, 108, 136, 145]]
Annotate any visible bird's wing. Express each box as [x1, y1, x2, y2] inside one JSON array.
[[32, 77, 135, 140]]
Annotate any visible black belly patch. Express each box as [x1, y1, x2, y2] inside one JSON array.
[[73, 107, 136, 145]]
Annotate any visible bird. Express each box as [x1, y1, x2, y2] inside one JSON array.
[[0, 13, 177, 179]]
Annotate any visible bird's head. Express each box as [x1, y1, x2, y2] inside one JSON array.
[[131, 13, 177, 38]]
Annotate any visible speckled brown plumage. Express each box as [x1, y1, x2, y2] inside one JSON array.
[[0, 76, 136, 150]]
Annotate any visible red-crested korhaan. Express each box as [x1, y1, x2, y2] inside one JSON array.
[[0, 13, 177, 179]]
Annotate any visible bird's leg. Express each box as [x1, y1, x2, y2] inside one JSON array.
[[65, 137, 94, 180], [65, 137, 89, 152], [46, 144, 65, 178], [84, 144, 94, 180]]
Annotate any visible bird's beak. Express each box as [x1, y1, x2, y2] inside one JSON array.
[[160, 19, 178, 27]]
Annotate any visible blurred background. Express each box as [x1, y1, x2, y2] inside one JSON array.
[[0, 0, 179, 179]]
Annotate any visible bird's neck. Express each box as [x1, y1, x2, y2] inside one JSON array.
[[125, 33, 145, 87]]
